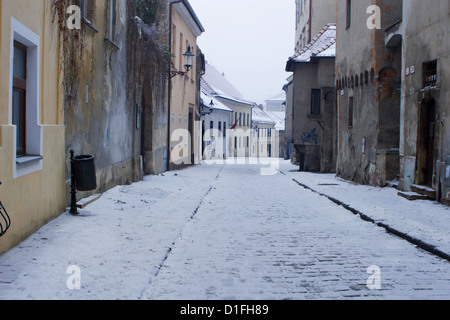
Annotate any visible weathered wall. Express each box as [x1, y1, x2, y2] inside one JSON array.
[[336, 0, 402, 186], [291, 58, 336, 173], [127, 0, 171, 176], [295, 0, 337, 51], [63, 0, 142, 202], [283, 79, 294, 161], [398, 0, 450, 203]]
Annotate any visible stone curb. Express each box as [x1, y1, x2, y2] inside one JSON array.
[[291, 178, 450, 263]]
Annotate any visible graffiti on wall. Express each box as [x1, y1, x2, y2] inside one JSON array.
[[301, 128, 319, 145]]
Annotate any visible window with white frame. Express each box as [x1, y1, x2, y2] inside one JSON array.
[[10, 18, 43, 178]]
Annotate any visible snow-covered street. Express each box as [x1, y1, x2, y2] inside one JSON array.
[[0, 160, 449, 300]]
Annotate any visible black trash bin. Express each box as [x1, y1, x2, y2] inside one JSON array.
[[72, 155, 97, 192]]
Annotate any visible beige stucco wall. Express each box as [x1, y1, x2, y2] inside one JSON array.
[[169, 7, 200, 167], [0, 0, 66, 255]]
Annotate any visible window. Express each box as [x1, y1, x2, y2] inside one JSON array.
[[13, 41, 27, 156], [218, 122, 222, 136], [423, 60, 437, 87], [349, 97, 354, 127], [247, 114, 250, 127], [239, 113, 242, 126], [108, 0, 117, 42], [311, 89, 321, 115], [81, 0, 95, 25], [346, 0, 352, 29], [179, 33, 183, 71], [10, 18, 43, 178], [172, 25, 177, 64]]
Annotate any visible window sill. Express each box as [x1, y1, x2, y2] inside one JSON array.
[[16, 155, 43, 166], [105, 38, 120, 50], [82, 18, 99, 34], [307, 114, 322, 119]]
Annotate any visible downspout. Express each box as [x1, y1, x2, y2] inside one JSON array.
[[167, 0, 183, 172], [308, 0, 312, 44]]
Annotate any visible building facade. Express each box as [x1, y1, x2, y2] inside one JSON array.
[[168, 0, 204, 170], [391, 0, 450, 204], [252, 105, 276, 158], [0, 0, 66, 255], [287, 24, 337, 173], [295, 0, 337, 51], [335, 0, 403, 186], [200, 86, 232, 161], [202, 63, 254, 158]]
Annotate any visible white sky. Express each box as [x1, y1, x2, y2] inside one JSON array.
[[188, 0, 296, 105]]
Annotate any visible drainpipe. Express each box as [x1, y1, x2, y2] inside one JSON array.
[[308, 0, 312, 44], [167, 0, 183, 172]]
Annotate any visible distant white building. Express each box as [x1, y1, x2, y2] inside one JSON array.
[[252, 104, 277, 158], [264, 92, 286, 113], [200, 85, 233, 160], [201, 63, 254, 158]]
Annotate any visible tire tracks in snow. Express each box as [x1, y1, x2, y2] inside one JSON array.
[[139, 165, 225, 299]]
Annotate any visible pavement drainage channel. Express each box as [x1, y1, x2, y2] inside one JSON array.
[[277, 170, 450, 263]]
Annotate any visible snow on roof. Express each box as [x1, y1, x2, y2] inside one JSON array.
[[264, 111, 286, 131], [266, 92, 286, 102], [202, 63, 253, 106], [286, 24, 336, 69], [252, 106, 276, 126], [200, 87, 232, 113]]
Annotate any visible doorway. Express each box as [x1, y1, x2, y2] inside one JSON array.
[[417, 99, 436, 187]]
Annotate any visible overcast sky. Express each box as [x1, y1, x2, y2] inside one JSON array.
[[188, 0, 296, 105]]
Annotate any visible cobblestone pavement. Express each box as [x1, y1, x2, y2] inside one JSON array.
[[0, 161, 449, 300], [145, 162, 450, 300]]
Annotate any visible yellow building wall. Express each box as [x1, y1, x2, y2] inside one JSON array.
[[0, 0, 66, 255], [170, 8, 199, 166]]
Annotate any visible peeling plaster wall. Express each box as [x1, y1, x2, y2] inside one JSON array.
[[291, 59, 336, 173], [65, 0, 142, 202], [398, 0, 450, 203], [336, 0, 402, 186]]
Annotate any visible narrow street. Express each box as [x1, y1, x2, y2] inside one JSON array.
[[0, 160, 449, 300]]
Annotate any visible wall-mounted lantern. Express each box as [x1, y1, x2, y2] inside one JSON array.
[[171, 45, 195, 79]]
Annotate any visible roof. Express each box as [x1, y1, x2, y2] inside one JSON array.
[[266, 92, 286, 102], [286, 24, 336, 71], [252, 105, 276, 126], [264, 111, 286, 131], [171, 0, 205, 37], [202, 63, 253, 106], [200, 87, 233, 113]]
